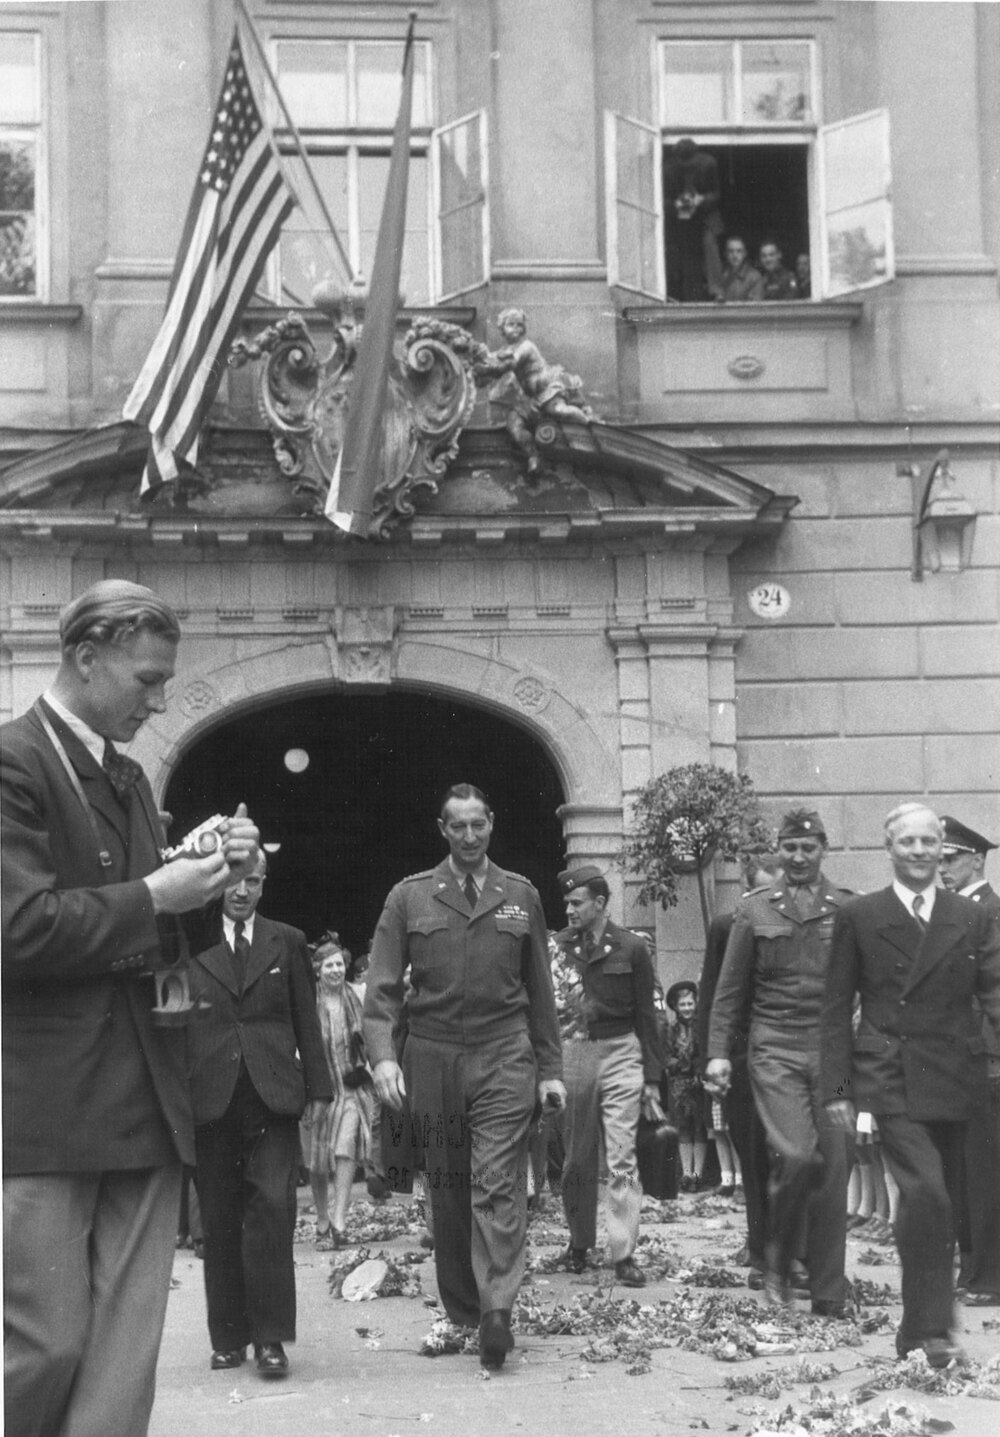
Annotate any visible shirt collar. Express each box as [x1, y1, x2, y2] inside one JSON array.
[[43, 690, 106, 767], [959, 880, 988, 899], [892, 879, 937, 921], [223, 913, 256, 947], [448, 857, 488, 890]]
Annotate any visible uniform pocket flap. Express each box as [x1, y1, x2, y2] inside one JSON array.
[[495, 915, 529, 935], [754, 923, 793, 938], [602, 958, 632, 975], [407, 915, 450, 935], [855, 1033, 893, 1053]]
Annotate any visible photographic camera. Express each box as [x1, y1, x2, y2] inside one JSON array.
[[162, 814, 227, 862]]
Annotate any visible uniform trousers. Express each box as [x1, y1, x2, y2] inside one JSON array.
[[3, 1164, 181, 1437], [403, 1028, 536, 1327], [725, 1064, 771, 1269], [561, 1032, 643, 1260], [750, 1038, 850, 1304], [878, 1114, 965, 1341], [194, 1066, 300, 1352]]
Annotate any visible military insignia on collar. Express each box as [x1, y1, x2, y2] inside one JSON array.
[[497, 903, 528, 921]]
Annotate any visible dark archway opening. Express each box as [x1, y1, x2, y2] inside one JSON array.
[[165, 689, 567, 952]]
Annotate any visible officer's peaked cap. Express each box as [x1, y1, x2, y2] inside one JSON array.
[[940, 815, 997, 855]]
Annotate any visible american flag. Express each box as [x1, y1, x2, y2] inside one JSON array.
[[123, 30, 295, 495]]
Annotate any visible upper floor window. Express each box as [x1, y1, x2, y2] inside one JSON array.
[[606, 38, 893, 305], [0, 31, 44, 299], [267, 38, 488, 307]]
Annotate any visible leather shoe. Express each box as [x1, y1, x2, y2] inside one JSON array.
[[254, 1342, 289, 1378], [811, 1299, 848, 1320], [563, 1245, 588, 1274], [746, 1267, 765, 1290], [921, 1336, 966, 1370], [479, 1310, 515, 1369], [210, 1347, 245, 1370], [613, 1257, 646, 1288], [763, 1269, 795, 1310]]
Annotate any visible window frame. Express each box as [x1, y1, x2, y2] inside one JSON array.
[[0, 28, 48, 303], [265, 37, 436, 307], [430, 109, 490, 302]]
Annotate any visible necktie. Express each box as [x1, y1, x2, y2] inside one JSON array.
[[912, 894, 927, 932], [791, 884, 811, 919], [231, 919, 249, 990], [464, 873, 478, 912], [102, 740, 143, 802]]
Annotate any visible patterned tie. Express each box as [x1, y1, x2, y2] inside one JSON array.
[[464, 873, 478, 912], [102, 740, 143, 802], [231, 919, 249, 991], [912, 894, 927, 933]]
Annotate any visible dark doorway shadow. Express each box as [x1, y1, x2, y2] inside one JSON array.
[[165, 689, 567, 950]]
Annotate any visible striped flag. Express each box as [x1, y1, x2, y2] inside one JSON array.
[[123, 30, 295, 495]]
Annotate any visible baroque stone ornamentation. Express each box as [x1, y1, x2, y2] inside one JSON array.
[[334, 605, 397, 686], [512, 675, 551, 713], [179, 678, 219, 716], [229, 300, 490, 539], [727, 354, 766, 381]]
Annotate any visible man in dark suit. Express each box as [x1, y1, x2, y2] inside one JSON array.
[[188, 851, 331, 1377], [821, 802, 1000, 1367], [554, 865, 663, 1287], [364, 783, 564, 1369], [938, 816, 1000, 1306], [1, 580, 258, 1437]]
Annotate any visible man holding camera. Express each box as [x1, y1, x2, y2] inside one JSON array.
[[1, 580, 259, 1437], [187, 851, 330, 1379]]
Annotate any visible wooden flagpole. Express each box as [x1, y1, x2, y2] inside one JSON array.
[[235, 0, 354, 281]]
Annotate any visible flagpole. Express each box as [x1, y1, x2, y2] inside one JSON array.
[[234, 0, 354, 281]]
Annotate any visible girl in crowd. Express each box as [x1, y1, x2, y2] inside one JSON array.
[[661, 981, 708, 1191]]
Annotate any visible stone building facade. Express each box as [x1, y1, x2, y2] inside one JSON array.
[[1, 1, 998, 975]]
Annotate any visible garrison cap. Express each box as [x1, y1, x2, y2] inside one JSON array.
[[940, 816, 997, 855], [777, 807, 827, 841], [557, 864, 605, 895]]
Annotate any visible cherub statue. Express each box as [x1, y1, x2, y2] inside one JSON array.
[[480, 308, 594, 474]]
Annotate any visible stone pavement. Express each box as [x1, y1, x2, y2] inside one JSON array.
[[150, 1186, 999, 1437]]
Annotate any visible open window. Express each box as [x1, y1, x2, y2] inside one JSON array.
[[431, 110, 489, 301], [604, 38, 894, 304], [0, 30, 45, 300]]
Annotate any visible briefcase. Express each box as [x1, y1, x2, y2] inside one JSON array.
[[636, 1116, 680, 1201]]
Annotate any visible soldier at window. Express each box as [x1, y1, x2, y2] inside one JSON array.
[[720, 236, 764, 303], [759, 240, 799, 300], [664, 137, 724, 302]]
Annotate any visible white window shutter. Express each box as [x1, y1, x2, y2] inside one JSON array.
[[605, 110, 665, 300], [817, 108, 894, 299], [431, 110, 489, 302]]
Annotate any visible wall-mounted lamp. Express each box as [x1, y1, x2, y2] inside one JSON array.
[[898, 449, 976, 581]]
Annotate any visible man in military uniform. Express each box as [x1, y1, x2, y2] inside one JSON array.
[[706, 808, 853, 1317], [554, 865, 663, 1287], [363, 784, 564, 1369], [938, 816, 1000, 1307]]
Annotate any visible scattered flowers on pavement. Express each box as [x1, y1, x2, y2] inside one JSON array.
[[328, 1246, 426, 1300]]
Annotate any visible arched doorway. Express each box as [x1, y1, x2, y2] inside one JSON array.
[[165, 689, 567, 951]]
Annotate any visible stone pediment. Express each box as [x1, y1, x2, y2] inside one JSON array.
[[0, 418, 794, 548]]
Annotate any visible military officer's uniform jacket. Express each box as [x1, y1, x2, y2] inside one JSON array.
[[708, 873, 854, 1059], [364, 858, 562, 1081], [554, 920, 661, 1083]]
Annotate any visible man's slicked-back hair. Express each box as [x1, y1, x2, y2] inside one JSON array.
[[440, 783, 491, 818], [59, 580, 181, 651], [884, 801, 942, 841]]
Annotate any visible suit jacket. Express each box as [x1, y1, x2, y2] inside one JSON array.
[[820, 886, 1000, 1121], [364, 858, 562, 1082], [186, 914, 332, 1125], [1, 701, 194, 1172]]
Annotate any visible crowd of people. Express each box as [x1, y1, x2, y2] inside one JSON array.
[[665, 135, 811, 302], [2, 579, 998, 1437]]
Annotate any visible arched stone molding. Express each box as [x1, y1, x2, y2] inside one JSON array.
[[133, 633, 622, 822]]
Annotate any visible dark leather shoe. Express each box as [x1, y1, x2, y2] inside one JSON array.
[[614, 1257, 646, 1288], [746, 1267, 765, 1290], [254, 1342, 289, 1378], [763, 1269, 795, 1310], [921, 1336, 966, 1370], [563, 1245, 588, 1274], [210, 1348, 245, 1370], [811, 1299, 848, 1319], [479, 1310, 515, 1369]]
